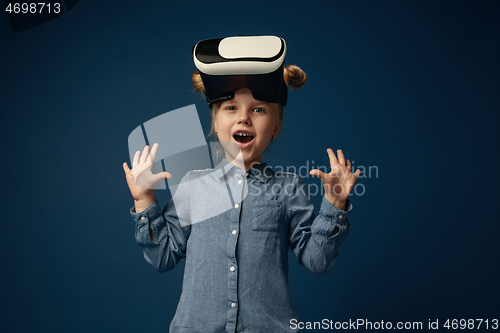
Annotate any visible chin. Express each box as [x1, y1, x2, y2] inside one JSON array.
[[242, 153, 261, 164]]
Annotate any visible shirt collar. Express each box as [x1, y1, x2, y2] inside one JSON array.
[[214, 159, 274, 183], [213, 158, 237, 179]]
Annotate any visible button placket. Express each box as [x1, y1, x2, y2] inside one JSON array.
[[226, 172, 242, 330]]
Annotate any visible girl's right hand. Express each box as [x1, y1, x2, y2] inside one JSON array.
[[122, 143, 172, 203]]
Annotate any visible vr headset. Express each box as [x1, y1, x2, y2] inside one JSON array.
[[192, 36, 288, 106]]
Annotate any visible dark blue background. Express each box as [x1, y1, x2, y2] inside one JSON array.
[[1, 1, 499, 332]]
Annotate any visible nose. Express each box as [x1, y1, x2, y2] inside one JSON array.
[[237, 108, 251, 125]]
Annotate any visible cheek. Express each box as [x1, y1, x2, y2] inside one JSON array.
[[214, 113, 224, 131], [263, 119, 279, 137], [215, 117, 231, 136]]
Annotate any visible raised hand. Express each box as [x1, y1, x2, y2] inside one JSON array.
[[123, 143, 172, 207], [309, 148, 361, 210]]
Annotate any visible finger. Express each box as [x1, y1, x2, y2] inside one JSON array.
[[149, 143, 159, 163], [140, 145, 150, 164], [132, 150, 141, 167], [353, 169, 361, 180], [337, 149, 345, 166], [327, 148, 338, 168], [346, 159, 352, 172], [310, 169, 327, 181], [329, 165, 340, 177]]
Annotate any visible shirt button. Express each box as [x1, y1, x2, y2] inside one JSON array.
[[339, 215, 344, 219], [141, 216, 146, 221], [238, 180, 242, 184], [234, 204, 239, 209], [230, 266, 235, 272], [231, 303, 236, 308], [232, 230, 237, 235]]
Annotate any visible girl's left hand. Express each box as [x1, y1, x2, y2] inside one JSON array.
[[309, 148, 361, 210]]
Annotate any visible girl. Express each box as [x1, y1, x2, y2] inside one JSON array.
[[123, 36, 360, 333]]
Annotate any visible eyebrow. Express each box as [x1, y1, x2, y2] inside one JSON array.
[[221, 101, 271, 108]]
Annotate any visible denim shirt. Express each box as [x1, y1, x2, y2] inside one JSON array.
[[130, 159, 352, 333]]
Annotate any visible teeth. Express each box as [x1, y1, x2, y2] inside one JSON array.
[[235, 132, 252, 137]]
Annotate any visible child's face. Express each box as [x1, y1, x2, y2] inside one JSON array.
[[214, 87, 281, 168]]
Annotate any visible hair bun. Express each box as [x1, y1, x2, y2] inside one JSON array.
[[192, 70, 206, 94], [283, 65, 307, 90], [193, 66, 307, 94]]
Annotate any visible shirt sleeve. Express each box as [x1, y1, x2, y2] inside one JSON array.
[[130, 172, 192, 272], [287, 174, 352, 275]]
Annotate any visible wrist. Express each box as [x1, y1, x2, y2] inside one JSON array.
[[134, 196, 155, 213], [325, 195, 346, 211]]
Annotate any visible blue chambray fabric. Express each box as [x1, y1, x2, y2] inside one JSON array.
[[130, 159, 352, 333]]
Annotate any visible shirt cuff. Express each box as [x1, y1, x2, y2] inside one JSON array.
[[319, 197, 352, 225], [130, 200, 162, 226]]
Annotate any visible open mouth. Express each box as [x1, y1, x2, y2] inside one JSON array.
[[233, 132, 255, 144]]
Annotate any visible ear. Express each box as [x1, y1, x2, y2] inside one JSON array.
[[273, 118, 282, 138], [212, 104, 220, 134]]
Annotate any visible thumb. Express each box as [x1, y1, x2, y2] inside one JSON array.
[[123, 162, 131, 174], [309, 169, 326, 181], [153, 171, 172, 183]]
